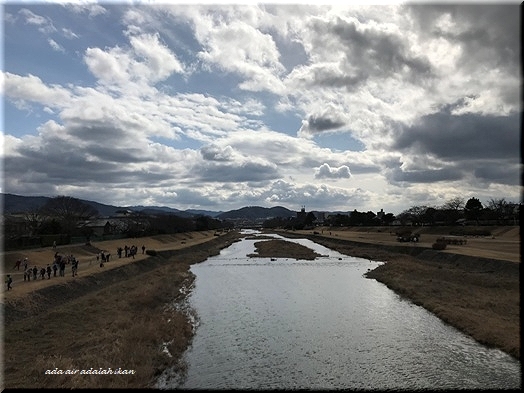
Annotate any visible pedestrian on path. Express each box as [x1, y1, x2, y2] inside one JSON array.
[[72, 260, 78, 277], [59, 261, 66, 277], [5, 275, 13, 290]]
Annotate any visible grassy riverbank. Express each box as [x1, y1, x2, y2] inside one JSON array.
[[2, 231, 243, 389], [278, 229, 520, 360]]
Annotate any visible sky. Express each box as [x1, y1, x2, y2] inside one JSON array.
[[1, 1, 522, 215]]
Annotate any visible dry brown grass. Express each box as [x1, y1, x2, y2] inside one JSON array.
[[248, 239, 323, 260], [1, 230, 217, 299], [3, 231, 242, 389], [2, 226, 520, 389], [292, 225, 520, 262], [279, 228, 520, 360]]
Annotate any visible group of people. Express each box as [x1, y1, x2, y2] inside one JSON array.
[[6, 253, 81, 291], [116, 244, 145, 259], [6, 243, 149, 291]]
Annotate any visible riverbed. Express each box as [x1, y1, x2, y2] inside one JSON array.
[[157, 230, 521, 390]]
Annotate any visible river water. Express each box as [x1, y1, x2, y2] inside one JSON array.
[[157, 230, 521, 390]]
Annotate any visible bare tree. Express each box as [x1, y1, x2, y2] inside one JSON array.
[[398, 205, 429, 225], [23, 209, 46, 236], [442, 197, 465, 211], [40, 196, 99, 233]]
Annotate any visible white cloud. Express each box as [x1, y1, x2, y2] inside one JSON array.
[[48, 38, 65, 52], [315, 163, 351, 179], [19, 8, 56, 33], [2, 3, 521, 214]]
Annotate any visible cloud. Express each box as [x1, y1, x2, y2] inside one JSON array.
[[61, 28, 79, 39], [84, 34, 184, 87], [200, 145, 235, 162], [19, 8, 56, 34], [2, 4, 521, 214], [391, 106, 520, 163], [300, 113, 346, 135], [3, 72, 72, 109], [65, 3, 108, 18], [264, 179, 371, 210], [48, 38, 65, 52], [315, 163, 351, 179]]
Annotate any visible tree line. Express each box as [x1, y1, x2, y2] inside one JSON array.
[[263, 196, 520, 229], [3, 195, 232, 250], [395, 197, 520, 226]]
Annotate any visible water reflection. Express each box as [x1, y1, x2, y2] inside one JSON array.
[[158, 231, 521, 390]]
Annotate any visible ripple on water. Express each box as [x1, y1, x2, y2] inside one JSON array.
[[159, 231, 522, 390]]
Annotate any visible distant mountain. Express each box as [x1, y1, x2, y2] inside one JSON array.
[[128, 205, 184, 215], [1, 193, 124, 217], [185, 209, 223, 218], [1, 194, 299, 221], [1, 194, 193, 217], [216, 206, 295, 220], [1, 194, 50, 214]]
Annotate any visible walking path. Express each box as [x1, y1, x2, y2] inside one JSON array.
[[2, 230, 219, 299]]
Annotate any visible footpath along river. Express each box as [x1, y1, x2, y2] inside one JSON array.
[[157, 230, 521, 390]]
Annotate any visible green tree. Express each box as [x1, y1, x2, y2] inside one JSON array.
[[464, 197, 483, 224]]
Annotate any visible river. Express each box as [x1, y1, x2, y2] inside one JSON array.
[[157, 230, 521, 390]]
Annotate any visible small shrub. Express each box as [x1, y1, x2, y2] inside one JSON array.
[[145, 249, 157, 256], [432, 242, 447, 250]]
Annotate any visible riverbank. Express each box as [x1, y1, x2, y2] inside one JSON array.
[[2, 230, 243, 389], [277, 229, 520, 360], [2, 227, 520, 388]]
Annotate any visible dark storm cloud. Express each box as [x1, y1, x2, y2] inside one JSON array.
[[392, 106, 520, 162], [67, 123, 129, 143], [197, 161, 279, 183], [390, 166, 463, 184], [308, 15, 433, 88], [407, 4, 520, 70], [84, 145, 150, 164], [305, 114, 346, 132], [474, 163, 521, 186], [200, 144, 234, 161], [5, 152, 169, 187]]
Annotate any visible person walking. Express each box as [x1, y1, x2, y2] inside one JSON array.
[[5, 275, 13, 290], [13, 259, 21, 271], [142, 245, 146, 254], [59, 260, 66, 277], [53, 263, 58, 277], [72, 260, 78, 277], [32, 266, 38, 281], [46, 264, 52, 279]]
